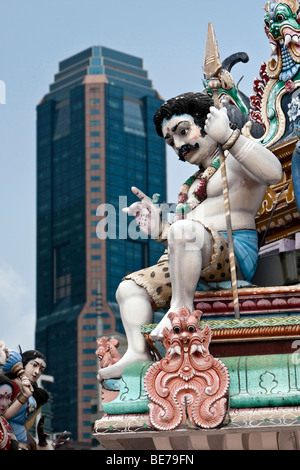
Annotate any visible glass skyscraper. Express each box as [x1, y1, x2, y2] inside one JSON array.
[[36, 46, 166, 443]]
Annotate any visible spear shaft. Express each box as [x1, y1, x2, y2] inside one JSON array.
[[204, 24, 240, 319]]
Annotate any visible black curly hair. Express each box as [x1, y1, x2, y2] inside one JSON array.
[[0, 374, 13, 388], [153, 92, 214, 137]]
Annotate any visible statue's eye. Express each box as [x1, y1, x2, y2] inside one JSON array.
[[173, 326, 181, 333], [180, 129, 187, 135], [276, 13, 285, 22], [264, 19, 270, 27], [187, 325, 196, 333]]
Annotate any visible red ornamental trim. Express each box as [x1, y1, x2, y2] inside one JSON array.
[[194, 295, 300, 314]]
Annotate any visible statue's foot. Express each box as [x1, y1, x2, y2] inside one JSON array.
[[150, 314, 172, 342], [97, 350, 153, 382]]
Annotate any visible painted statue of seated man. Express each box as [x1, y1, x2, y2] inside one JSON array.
[[98, 91, 282, 382]]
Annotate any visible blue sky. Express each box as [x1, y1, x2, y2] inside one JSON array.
[[0, 0, 271, 351]]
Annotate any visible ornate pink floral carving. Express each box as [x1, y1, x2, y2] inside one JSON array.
[[95, 337, 122, 369], [144, 307, 230, 431], [96, 337, 122, 406]]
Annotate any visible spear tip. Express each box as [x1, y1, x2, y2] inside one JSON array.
[[203, 22, 222, 78]]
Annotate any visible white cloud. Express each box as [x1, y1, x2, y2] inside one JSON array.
[[0, 256, 35, 352]]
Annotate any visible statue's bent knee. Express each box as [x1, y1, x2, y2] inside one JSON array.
[[116, 280, 134, 303], [116, 279, 147, 303], [168, 220, 204, 247]]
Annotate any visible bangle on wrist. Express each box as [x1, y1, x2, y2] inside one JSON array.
[[17, 393, 28, 405], [222, 128, 241, 151]]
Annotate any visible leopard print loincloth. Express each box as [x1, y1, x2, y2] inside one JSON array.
[[123, 225, 240, 311]]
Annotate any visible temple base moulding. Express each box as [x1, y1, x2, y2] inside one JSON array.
[[93, 406, 300, 450]]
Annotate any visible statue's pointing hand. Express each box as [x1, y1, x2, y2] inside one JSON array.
[[204, 106, 232, 144], [123, 186, 162, 238]]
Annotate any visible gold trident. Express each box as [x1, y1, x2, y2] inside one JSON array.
[[203, 23, 240, 319]]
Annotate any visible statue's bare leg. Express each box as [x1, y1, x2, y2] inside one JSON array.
[[150, 220, 213, 341], [97, 280, 153, 381]]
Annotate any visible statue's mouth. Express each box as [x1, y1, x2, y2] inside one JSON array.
[[179, 143, 199, 161], [269, 27, 300, 57], [269, 28, 300, 80]]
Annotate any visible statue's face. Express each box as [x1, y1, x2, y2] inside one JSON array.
[[0, 384, 12, 416], [162, 114, 217, 165], [24, 358, 46, 384]]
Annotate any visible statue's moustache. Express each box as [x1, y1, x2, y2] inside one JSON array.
[[178, 143, 199, 161]]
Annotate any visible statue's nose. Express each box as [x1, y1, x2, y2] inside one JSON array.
[[181, 332, 189, 343]]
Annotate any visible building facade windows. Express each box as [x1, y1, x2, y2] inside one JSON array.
[[83, 373, 96, 378], [83, 385, 96, 390], [83, 325, 96, 330], [83, 361, 96, 366], [36, 45, 166, 446], [83, 337, 97, 342], [82, 349, 96, 354]]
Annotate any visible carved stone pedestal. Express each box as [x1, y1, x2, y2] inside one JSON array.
[[94, 406, 300, 450]]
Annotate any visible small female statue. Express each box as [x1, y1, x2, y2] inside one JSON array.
[[0, 375, 19, 450], [2, 349, 48, 450]]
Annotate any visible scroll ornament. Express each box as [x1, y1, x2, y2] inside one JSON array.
[[144, 307, 230, 431]]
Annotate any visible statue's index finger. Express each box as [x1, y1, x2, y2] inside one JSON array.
[[131, 186, 151, 204]]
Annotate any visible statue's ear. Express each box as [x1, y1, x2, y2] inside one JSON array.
[[192, 309, 202, 323], [168, 311, 176, 323], [110, 339, 119, 348]]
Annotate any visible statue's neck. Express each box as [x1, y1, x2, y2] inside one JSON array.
[[201, 146, 219, 169]]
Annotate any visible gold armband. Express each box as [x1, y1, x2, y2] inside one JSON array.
[[222, 128, 241, 151], [17, 393, 28, 405]]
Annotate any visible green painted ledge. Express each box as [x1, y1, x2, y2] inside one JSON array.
[[223, 353, 300, 408], [102, 362, 152, 415], [102, 352, 300, 414]]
